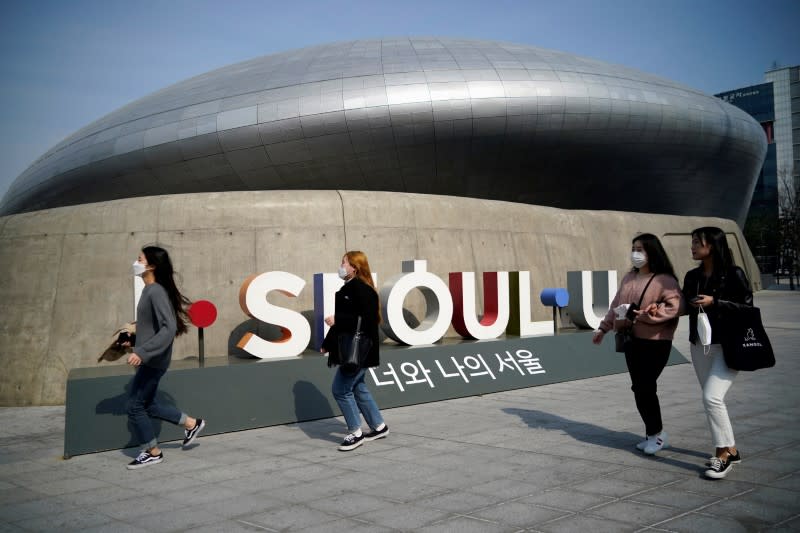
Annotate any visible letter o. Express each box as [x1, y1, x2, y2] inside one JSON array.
[[380, 261, 453, 346]]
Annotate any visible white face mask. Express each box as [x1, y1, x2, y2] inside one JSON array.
[[631, 251, 648, 269], [337, 265, 349, 280], [132, 260, 147, 277]]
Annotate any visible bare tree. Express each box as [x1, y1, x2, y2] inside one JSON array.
[[777, 167, 799, 289]]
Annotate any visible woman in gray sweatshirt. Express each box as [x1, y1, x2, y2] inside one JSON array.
[[125, 245, 205, 470]]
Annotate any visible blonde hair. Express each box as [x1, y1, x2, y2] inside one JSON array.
[[344, 250, 382, 323]]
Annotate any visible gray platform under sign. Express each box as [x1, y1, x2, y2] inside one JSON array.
[[64, 332, 687, 458]]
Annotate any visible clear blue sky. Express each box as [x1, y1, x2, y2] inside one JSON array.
[[1, 0, 797, 200]]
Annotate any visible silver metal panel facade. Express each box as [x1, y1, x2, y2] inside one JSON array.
[[0, 38, 767, 223]]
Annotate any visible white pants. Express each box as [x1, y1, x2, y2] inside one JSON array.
[[690, 342, 738, 448]]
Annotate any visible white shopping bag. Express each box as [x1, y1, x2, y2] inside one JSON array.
[[697, 306, 712, 354]]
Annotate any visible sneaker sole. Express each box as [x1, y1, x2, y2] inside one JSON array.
[[643, 443, 669, 455], [126, 457, 163, 470], [705, 464, 732, 479], [182, 420, 206, 448], [364, 429, 389, 442], [338, 439, 365, 451]]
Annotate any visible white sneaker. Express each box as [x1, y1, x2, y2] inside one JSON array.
[[643, 431, 668, 455], [636, 436, 653, 451]]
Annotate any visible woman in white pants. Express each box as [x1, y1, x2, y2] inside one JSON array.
[[682, 227, 753, 479]]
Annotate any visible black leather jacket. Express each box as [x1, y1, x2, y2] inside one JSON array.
[[682, 265, 753, 344], [321, 277, 380, 368]]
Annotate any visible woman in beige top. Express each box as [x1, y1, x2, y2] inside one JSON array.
[[593, 233, 683, 455]]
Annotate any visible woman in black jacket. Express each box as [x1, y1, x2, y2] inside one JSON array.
[[321, 251, 388, 451], [683, 227, 753, 479]]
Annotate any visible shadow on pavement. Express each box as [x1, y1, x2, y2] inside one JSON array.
[[504, 407, 708, 474], [292, 380, 338, 443]]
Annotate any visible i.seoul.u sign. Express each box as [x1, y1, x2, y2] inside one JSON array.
[[232, 259, 618, 359]]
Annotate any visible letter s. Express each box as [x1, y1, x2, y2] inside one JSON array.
[[236, 271, 310, 359]]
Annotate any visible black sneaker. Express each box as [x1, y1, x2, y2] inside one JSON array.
[[182, 419, 205, 448], [705, 456, 734, 479], [705, 450, 741, 467], [338, 433, 365, 451], [364, 425, 389, 441], [127, 450, 163, 470]]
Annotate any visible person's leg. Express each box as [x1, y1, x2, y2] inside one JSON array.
[[352, 370, 385, 430], [331, 367, 364, 433], [691, 341, 714, 449], [636, 339, 672, 436], [146, 393, 205, 449], [624, 339, 652, 434], [146, 395, 186, 427], [628, 338, 673, 454], [127, 365, 166, 451], [702, 344, 740, 478], [702, 344, 738, 451], [694, 343, 739, 460]]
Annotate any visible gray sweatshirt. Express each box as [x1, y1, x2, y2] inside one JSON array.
[[134, 283, 177, 369]]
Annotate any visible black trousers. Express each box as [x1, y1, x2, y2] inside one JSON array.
[[624, 337, 673, 436]]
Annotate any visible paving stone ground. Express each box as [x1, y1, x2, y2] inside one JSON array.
[[1, 289, 798, 532]]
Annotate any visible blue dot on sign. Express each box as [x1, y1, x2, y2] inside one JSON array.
[[540, 288, 569, 308]]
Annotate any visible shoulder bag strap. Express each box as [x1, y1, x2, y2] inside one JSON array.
[[636, 274, 657, 308]]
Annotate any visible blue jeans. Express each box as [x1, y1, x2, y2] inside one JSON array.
[[331, 367, 384, 433], [127, 365, 186, 450]]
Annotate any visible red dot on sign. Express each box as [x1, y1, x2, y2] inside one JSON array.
[[188, 300, 217, 328]]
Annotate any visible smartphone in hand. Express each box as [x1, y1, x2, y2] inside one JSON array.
[[625, 303, 640, 320]]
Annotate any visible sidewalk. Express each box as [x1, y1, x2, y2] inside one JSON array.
[[1, 290, 798, 532]]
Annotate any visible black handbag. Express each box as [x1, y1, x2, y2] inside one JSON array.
[[720, 306, 775, 371], [614, 274, 656, 353], [337, 316, 372, 372], [615, 330, 632, 353]]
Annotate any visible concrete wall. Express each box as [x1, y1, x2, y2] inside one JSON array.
[[0, 190, 758, 406]]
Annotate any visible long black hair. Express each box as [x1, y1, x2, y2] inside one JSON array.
[[142, 246, 191, 336], [632, 233, 677, 279], [692, 226, 734, 275]]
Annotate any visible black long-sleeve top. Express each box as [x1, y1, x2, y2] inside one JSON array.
[[682, 265, 753, 344], [321, 277, 380, 368]]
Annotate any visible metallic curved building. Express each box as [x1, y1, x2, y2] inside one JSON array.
[[0, 38, 766, 223], [0, 38, 768, 406]]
